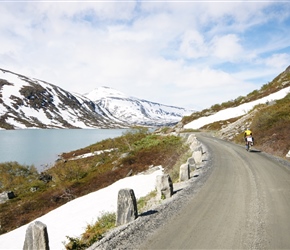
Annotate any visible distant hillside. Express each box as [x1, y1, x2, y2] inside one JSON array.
[[178, 66, 290, 159]]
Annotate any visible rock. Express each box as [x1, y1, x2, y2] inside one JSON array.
[[190, 141, 203, 152], [156, 174, 173, 199], [187, 135, 203, 152], [194, 145, 203, 154], [39, 172, 52, 183], [186, 134, 196, 144], [23, 221, 49, 250], [192, 150, 203, 164], [116, 189, 138, 226], [187, 157, 196, 170], [142, 165, 162, 175], [179, 163, 190, 182], [0, 191, 15, 204], [126, 169, 133, 177], [7, 191, 15, 199], [286, 150, 290, 158], [120, 152, 130, 159], [30, 187, 39, 192]]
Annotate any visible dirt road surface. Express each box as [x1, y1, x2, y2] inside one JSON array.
[[140, 134, 290, 249], [91, 133, 290, 250]]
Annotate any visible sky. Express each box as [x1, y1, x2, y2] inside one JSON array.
[[1, 1, 290, 110]]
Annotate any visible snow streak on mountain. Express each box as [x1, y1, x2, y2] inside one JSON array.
[[0, 69, 193, 129]]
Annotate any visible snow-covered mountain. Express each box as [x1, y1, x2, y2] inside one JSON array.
[[85, 86, 193, 127], [0, 68, 193, 129]]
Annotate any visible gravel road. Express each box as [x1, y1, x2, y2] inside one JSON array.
[[89, 133, 290, 250]]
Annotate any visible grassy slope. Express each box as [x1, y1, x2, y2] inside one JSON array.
[[182, 66, 290, 159], [248, 93, 290, 157]]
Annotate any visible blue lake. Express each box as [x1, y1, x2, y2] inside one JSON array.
[[0, 129, 126, 172]]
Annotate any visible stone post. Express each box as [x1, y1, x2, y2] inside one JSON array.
[[192, 149, 203, 164], [186, 134, 196, 144], [23, 221, 49, 250], [179, 163, 190, 182], [116, 189, 138, 226], [156, 174, 173, 199], [189, 136, 202, 152], [187, 157, 196, 170]]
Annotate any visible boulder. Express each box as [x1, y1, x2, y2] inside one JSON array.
[[116, 189, 138, 226], [179, 163, 190, 182], [156, 174, 173, 199], [23, 221, 49, 250]]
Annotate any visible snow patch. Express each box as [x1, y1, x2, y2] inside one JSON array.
[[184, 87, 290, 129]]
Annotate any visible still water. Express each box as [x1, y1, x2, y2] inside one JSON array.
[[0, 129, 126, 172]]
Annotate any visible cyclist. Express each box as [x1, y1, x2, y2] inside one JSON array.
[[244, 128, 254, 146]]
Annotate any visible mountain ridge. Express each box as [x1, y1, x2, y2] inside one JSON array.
[[0, 68, 193, 129]]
